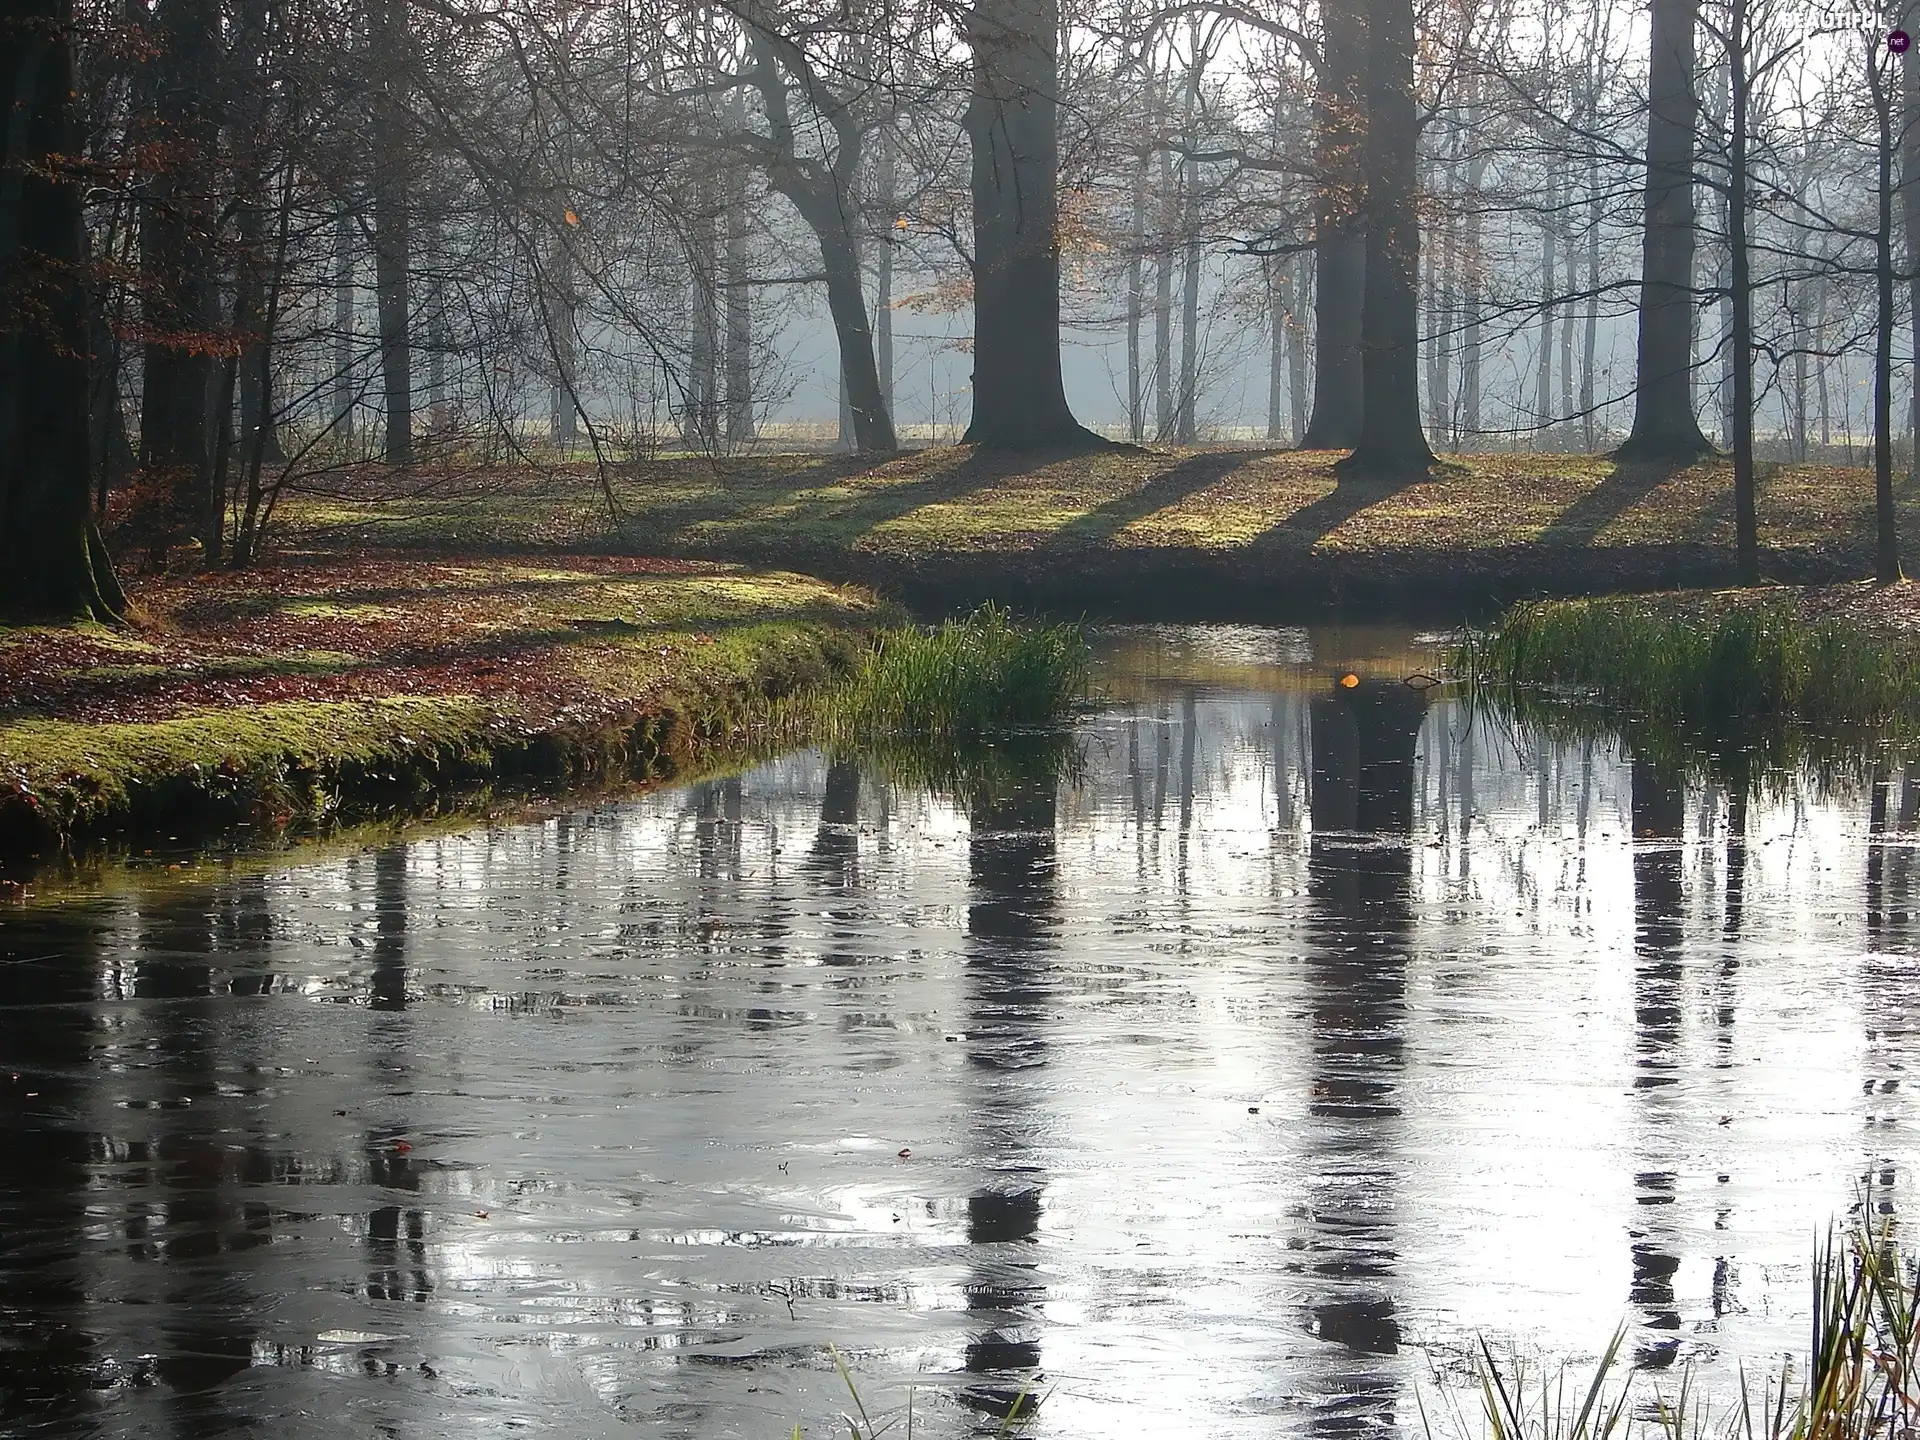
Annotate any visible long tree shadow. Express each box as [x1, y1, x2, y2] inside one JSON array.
[[1537, 461, 1700, 548], [1251, 471, 1419, 554], [1047, 450, 1267, 550], [682, 447, 1049, 558]]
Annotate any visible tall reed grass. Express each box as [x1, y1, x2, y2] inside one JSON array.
[[1469, 596, 1920, 736], [822, 604, 1089, 744], [1462, 595, 1920, 791]]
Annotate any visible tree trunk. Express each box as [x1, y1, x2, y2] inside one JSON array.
[[1816, 267, 1831, 449], [1268, 255, 1288, 443], [1, 0, 124, 621], [1873, 44, 1903, 583], [819, 227, 897, 452], [425, 217, 448, 436], [235, 195, 281, 466], [370, 0, 411, 463], [872, 122, 893, 430], [1155, 141, 1174, 438], [1289, 250, 1311, 445], [1175, 20, 1203, 445], [1727, 0, 1757, 583], [549, 235, 578, 449], [1303, 0, 1367, 448], [334, 214, 356, 445], [1336, 0, 1433, 475], [1461, 90, 1485, 443], [1581, 150, 1601, 450], [1538, 198, 1555, 440], [1427, 155, 1452, 447], [87, 231, 134, 503], [961, 0, 1100, 448], [746, 36, 896, 454], [1128, 149, 1146, 443], [1617, 0, 1712, 460], [687, 192, 718, 452], [137, 0, 219, 562], [725, 173, 755, 446], [1903, 0, 1920, 479]]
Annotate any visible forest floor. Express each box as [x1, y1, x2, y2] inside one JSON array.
[[0, 554, 892, 861], [271, 445, 1918, 615]]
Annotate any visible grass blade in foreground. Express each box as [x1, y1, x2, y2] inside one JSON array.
[[1429, 1216, 1920, 1440]]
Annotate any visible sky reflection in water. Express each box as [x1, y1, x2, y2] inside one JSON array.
[[1, 623, 1915, 1440]]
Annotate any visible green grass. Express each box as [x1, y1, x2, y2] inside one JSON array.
[[822, 605, 1090, 744]]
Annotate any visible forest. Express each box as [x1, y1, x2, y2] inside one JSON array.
[[4, 0, 1920, 603]]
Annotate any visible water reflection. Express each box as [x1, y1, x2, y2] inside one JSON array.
[[4, 626, 1919, 1440], [962, 769, 1056, 1418], [1298, 679, 1423, 1432]]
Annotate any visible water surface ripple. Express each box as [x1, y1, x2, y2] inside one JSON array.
[[2, 625, 1914, 1439]]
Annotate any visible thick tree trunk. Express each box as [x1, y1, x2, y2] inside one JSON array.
[[1303, 0, 1367, 448], [1617, 0, 1712, 460], [138, 0, 219, 561], [1, 0, 124, 621], [370, 0, 411, 463], [1336, 0, 1433, 475], [961, 0, 1101, 448]]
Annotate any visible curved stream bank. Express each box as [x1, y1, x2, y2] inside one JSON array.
[[2, 623, 1915, 1439]]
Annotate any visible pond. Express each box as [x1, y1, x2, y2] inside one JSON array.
[[3, 624, 1915, 1439]]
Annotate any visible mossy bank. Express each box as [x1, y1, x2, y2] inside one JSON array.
[[0, 556, 896, 863]]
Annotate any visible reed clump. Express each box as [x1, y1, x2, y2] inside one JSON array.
[[822, 604, 1089, 744], [1471, 595, 1920, 735]]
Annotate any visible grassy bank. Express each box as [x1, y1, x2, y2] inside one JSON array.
[[268, 448, 1920, 615], [0, 555, 894, 861]]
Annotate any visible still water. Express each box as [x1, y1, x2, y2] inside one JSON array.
[[3, 625, 1916, 1440]]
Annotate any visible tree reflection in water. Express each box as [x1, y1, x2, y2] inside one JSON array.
[[1298, 676, 1425, 1435], [960, 752, 1059, 1420], [1629, 760, 1686, 1365]]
